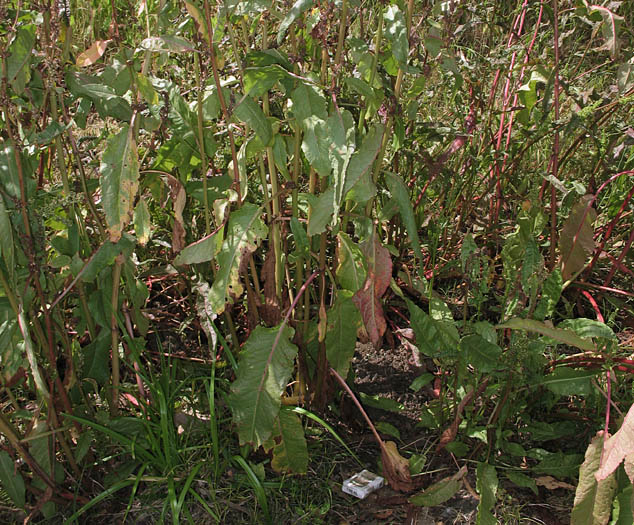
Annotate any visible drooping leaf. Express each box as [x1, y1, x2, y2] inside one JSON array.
[[571, 432, 617, 525], [265, 408, 308, 474], [353, 235, 392, 347], [76, 40, 111, 67], [344, 123, 384, 194], [589, 5, 623, 58], [0, 449, 25, 509], [476, 462, 498, 525], [559, 195, 596, 281], [227, 325, 298, 447], [596, 403, 634, 482], [209, 204, 268, 314], [386, 172, 424, 277], [233, 95, 273, 146], [66, 71, 133, 122], [326, 291, 362, 378], [329, 110, 356, 224], [174, 230, 221, 265], [277, 0, 314, 45], [383, 5, 409, 65], [497, 318, 595, 351], [100, 125, 140, 242], [336, 233, 367, 293], [617, 58, 634, 94]]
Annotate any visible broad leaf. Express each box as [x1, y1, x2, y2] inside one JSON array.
[[386, 172, 424, 277], [306, 188, 334, 237], [329, 110, 356, 225], [291, 83, 330, 176], [233, 96, 273, 146], [571, 432, 617, 525], [344, 123, 384, 194], [209, 204, 268, 314], [476, 463, 498, 525], [497, 318, 595, 351], [76, 40, 111, 67], [265, 408, 308, 474], [384, 5, 409, 65], [277, 0, 314, 44], [541, 368, 595, 396], [336, 233, 367, 292], [326, 291, 362, 378], [460, 334, 503, 373], [100, 125, 140, 241], [227, 325, 298, 447], [410, 477, 461, 506], [139, 36, 196, 53], [534, 269, 563, 320], [174, 230, 221, 265], [133, 198, 151, 246], [596, 403, 634, 481], [7, 24, 35, 93], [352, 236, 392, 346], [559, 195, 596, 280], [0, 449, 25, 509]]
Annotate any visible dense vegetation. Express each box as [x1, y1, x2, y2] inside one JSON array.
[[0, 0, 633, 522]]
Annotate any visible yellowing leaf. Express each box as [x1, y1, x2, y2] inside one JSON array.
[[76, 40, 111, 67]]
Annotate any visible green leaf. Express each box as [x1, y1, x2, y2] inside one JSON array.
[[100, 125, 140, 242], [384, 5, 409, 65], [174, 230, 221, 265], [497, 318, 595, 351], [359, 392, 403, 413], [376, 421, 401, 440], [559, 195, 596, 281], [7, 24, 35, 93], [277, 0, 314, 45], [227, 325, 298, 447], [460, 334, 503, 373], [558, 318, 617, 342], [344, 123, 384, 195], [540, 367, 595, 396], [410, 477, 461, 506], [476, 463, 498, 525], [0, 450, 25, 508], [409, 373, 434, 392], [505, 471, 537, 496], [66, 72, 133, 122], [244, 65, 290, 97], [386, 172, 424, 277], [234, 96, 273, 146], [617, 58, 634, 94], [306, 188, 334, 237], [209, 204, 268, 314], [291, 83, 330, 177], [82, 332, 111, 385], [534, 269, 563, 320], [533, 451, 583, 479], [266, 409, 308, 474], [326, 291, 361, 378], [329, 110, 356, 225], [0, 194, 15, 284], [80, 235, 136, 282], [571, 432, 617, 525], [290, 216, 309, 257], [336, 233, 367, 293], [407, 299, 457, 358]]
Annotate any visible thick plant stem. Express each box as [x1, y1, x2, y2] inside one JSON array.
[[110, 255, 124, 417]]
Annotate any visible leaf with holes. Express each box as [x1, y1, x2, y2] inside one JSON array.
[[209, 204, 267, 314], [227, 325, 298, 447], [559, 195, 596, 281]]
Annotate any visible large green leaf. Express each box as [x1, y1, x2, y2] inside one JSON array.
[[66, 72, 133, 122], [344, 123, 384, 194], [384, 5, 409, 65], [0, 450, 25, 509], [233, 96, 273, 146], [328, 110, 356, 225], [326, 291, 362, 377], [6, 24, 35, 93], [407, 299, 458, 359], [174, 230, 221, 265], [410, 476, 461, 506], [476, 463, 498, 525], [541, 367, 596, 396], [460, 334, 503, 374], [227, 325, 298, 447], [386, 172, 424, 277], [291, 83, 330, 176], [265, 408, 308, 474], [571, 432, 617, 525], [336, 233, 367, 292], [100, 125, 140, 242], [209, 204, 268, 314], [0, 194, 15, 283], [306, 188, 334, 237]]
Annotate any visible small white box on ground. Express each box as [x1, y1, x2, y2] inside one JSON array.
[[342, 470, 384, 499]]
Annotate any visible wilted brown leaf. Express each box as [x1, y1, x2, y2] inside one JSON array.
[[76, 40, 111, 67]]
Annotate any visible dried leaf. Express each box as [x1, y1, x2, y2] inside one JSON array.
[[382, 440, 418, 491], [596, 403, 634, 481], [536, 476, 575, 491], [559, 195, 596, 281], [167, 175, 186, 253], [76, 40, 110, 67]]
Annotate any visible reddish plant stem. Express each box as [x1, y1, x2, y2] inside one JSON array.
[[603, 224, 634, 288]]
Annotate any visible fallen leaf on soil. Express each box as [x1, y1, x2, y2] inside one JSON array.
[[381, 440, 421, 492], [536, 476, 575, 490]]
